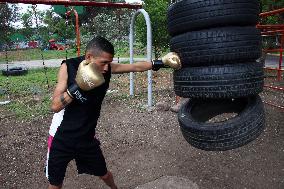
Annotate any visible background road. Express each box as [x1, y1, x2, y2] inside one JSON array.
[[0, 55, 282, 70]]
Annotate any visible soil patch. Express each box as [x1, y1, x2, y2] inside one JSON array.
[[0, 72, 283, 189]]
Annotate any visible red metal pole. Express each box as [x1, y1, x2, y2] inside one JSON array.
[[74, 9, 80, 57], [261, 30, 284, 35], [264, 85, 284, 91], [0, 0, 142, 9], [66, 9, 81, 56], [259, 7, 284, 110], [263, 49, 283, 53], [259, 8, 284, 17], [263, 101, 284, 111], [278, 48, 283, 81], [264, 67, 284, 71], [257, 25, 284, 29]]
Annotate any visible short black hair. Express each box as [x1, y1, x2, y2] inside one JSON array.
[[85, 36, 114, 56]]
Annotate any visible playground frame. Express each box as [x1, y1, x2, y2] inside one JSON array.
[[0, 0, 142, 9], [257, 7, 284, 110]]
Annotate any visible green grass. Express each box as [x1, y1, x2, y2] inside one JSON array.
[[0, 47, 169, 120], [0, 68, 59, 120], [0, 48, 147, 62], [0, 49, 78, 62], [0, 67, 143, 120]]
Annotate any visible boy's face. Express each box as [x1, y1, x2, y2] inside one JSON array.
[[86, 51, 113, 74]]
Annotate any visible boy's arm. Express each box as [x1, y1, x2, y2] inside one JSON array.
[[111, 61, 152, 74], [111, 52, 181, 74], [50, 63, 73, 113]]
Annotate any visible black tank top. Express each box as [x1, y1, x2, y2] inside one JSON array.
[[55, 56, 111, 140]]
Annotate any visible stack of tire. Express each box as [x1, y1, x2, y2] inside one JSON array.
[[167, 0, 265, 151]]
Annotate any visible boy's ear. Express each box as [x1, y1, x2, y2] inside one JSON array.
[[85, 53, 94, 61]]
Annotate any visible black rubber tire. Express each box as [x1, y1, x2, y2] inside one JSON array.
[[167, 0, 260, 36], [173, 62, 264, 98], [178, 96, 265, 151], [2, 67, 28, 76], [170, 26, 262, 67]]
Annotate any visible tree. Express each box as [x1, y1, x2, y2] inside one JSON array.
[[21, 10, 34, 40], [135, 0, 169, 59], [46, 3, 133, 53], [259, 0, 284, 50], [43, 10, 76, 41], [0, 3, 19, 46], [261, 0, 284, 24], [261, 0, 284, 12]]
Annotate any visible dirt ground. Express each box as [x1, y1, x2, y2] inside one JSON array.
[[0, 71, 284, 189]]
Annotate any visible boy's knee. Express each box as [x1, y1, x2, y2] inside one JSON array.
[[100, 171, 112, 180], [48, 183, 63, 189]]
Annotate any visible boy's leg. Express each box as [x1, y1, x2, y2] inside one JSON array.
[[76, 138, 117, 189], [45, 135, 73, 188], [100, 171, 118, 189], [48, 183, 63, 189]]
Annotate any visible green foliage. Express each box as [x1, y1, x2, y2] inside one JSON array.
[[0, 4, 19, 44], [37, 9, 76, 46], [260, 0, 284, 50], [81, 8, 134, 44], [260, 0, 284, 24], [261, 0, 284, 12], [21, 11, 34, 40], [53, 5, 85, 15], [5, 1, 284, 60], [135, 0, 170, 59]]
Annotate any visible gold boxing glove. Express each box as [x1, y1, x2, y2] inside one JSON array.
[[75, 60, 105, 91], [67, 60, 105, 103], [152, 52, 181, 71]]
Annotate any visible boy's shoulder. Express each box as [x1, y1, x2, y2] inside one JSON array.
[[61, 56, 85, 65]]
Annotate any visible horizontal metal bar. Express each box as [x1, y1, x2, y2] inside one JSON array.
[[264, 85, 284, 91], [0, 0, 143, 9], [263, 49, 283, 53], [261, 30, 284, 35], [263, 101, 284, 110], [260, 8, 284, 17], [257, 24, 284, 29], [264, 67, 284, 71]]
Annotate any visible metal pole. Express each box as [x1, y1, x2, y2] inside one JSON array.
[[261, 30, 284, 35], [74, 9, 80, 56], [257, 24, 284, 29], [66, 9, 81, 56], [264, 85, 284, 91], [260, 8, 284, 17], [263, 101, 284, 111], [129, 9, 153, 108], [129, 19, 134, 96], [278, 48, 283, 81]]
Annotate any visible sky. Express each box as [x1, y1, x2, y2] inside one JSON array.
[[18, 3, 51, 14], [125, 0, 143, 3], [13, 1, 143, 28], [13, 4, 51, 28], [18, 0, 143, 13], [17, 0, 144, 13]]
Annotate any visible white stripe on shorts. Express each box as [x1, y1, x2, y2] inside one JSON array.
[[49, 109, 65, 137]]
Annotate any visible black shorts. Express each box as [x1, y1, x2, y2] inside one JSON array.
[[45, 135, 107, 186]]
